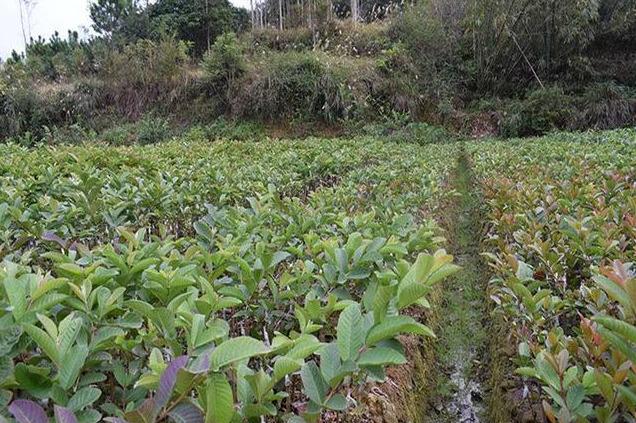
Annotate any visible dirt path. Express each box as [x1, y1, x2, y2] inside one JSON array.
[[425, 151, 490, 423]]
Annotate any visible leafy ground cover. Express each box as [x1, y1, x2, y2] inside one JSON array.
[[2, 128, 635, 423], [0, 137, 459, 422], [468, 129, 636, 421]]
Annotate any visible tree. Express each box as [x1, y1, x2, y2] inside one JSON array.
[[466, 0, 600, 92], [148, 0, 240, 56], [90, 0, 135, 36]]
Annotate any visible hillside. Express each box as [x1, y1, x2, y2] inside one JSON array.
[[2, 0, 636, 143]]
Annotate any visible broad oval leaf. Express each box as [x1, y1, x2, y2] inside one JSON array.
[[358, 347, 406, 366], [336, 304, 364, 362], [300, 361, 328, 405], [9, 400, 48, 423], [53, 406, 79, 423], [210, 337, 269, 371], [205, 373, 234, 423], [366, 316, 435, 346], [168, 402, 204, 423]]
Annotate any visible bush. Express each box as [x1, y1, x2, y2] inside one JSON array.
[[317, 20, 391, 56], [137, 116, 171, 145], [202, 33, 246, 108], [232, 51, 352, 122], [359, 113, 451, 144], [246, 21, 391, 57], [574, 82, 635, 129], [41, 124, 97, 145], [204, 118, 265, 141], [98, 118, 172, 146], [100, 37, 190, 118], [389, 1, 461, 109], [501, 86, 574, 137], [247, 27, 314, 52], [373, 44, 422, 118], [100, 123, 137, 145], [6, 31, 96, 81], [0, 78, 105, 140]]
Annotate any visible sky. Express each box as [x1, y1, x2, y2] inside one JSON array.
[[0, 0, 251, 60]]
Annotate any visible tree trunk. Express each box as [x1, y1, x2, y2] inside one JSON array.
[[251, 0, 255, 29], [205, 0, 210, 51]]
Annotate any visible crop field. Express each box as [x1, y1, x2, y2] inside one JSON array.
[[0, 138, 459, 422], [0, 130, 635, 423], [467, 130, 636, 422]]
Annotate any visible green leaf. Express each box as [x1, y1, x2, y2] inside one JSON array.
[[3, 267, 29, 322], [336, 304, 364, 362], [273, 357, 302, 384], [366, 316, 435, 346], [36, 314, 58, 340], [58, 344, 88, 390], [0, 356, 14, 383], [300, 361, 328, 405], [22, 324, 60, 365], [566, 384, 585, 410], [596, 325, 636, 363], [285, 335, 322, 360], [324, 394, 347, 411], [67, 387, 101, 412], [57, 315, 82, 359], [616, 385, 636, 408], [396, 284, 429, 310], [358, 347, 406, 366], [32, 278, 67, 301], [534, 354, 561, 391], [593, 370, 613, 402], [397, 251, 458, 309], [515, 367, 538, 378], [90, 327, 126, 351], [14, 364, 52, 399], [593, 275, 632, 312], [205, 373, 234, 423], [210, 337, 269, 371], [318, 343, 340, 386], [593, 315, 636, 344], [370, 283, 393, 323]]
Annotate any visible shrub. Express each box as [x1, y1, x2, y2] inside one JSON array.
[[359, 113, 451, 144], [247, 27, 314, 51], [317, 20, 391, 56], [100, 37, 191, 118], [574, 82, 635, 129], [389, 1, 461, 108], [232, 51, 352, 122], [137, 116, 171, 145], [0, 78, 105, 140], [100, 123, 137, 145], [373, 44, 422, 118], [7, 31, 96, 81], [41, 124, 97, 145], [204, 118, 265, 141], [202, 33, 246, 108], [501, 86, 574, 137], [98, 119, 170, 146]]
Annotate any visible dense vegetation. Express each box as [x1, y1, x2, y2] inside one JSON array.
[[0, 136, 461, 422], [1, 1, 636, 422], [2, 0, 636, 142], [469, 130, 636, 421]]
